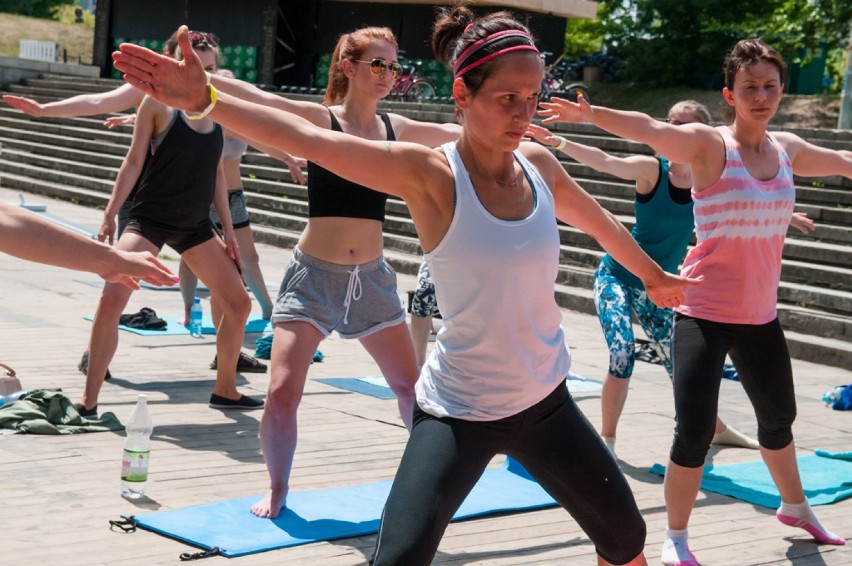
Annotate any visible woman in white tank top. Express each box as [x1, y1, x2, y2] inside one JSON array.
[[114, 11, 699, 565]]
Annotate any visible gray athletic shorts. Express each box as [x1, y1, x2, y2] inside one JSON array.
[[210, 188, 250, 230], [272, 247, 406, 339]]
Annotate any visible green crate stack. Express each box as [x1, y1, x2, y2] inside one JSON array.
[[314, 53, 332, 88], [221, 45, 258, 83]]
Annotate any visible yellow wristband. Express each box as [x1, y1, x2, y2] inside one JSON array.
[[554, 137, 568, 152], [183, 83, 218, 120]]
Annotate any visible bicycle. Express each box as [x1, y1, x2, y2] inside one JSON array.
[[540, 51, 590, 104], [390, 63, 437, 102]]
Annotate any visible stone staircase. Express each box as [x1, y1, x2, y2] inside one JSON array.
[[2, 74, 851, 368]]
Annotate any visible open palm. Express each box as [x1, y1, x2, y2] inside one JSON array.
[[112, 25, 209, 112]]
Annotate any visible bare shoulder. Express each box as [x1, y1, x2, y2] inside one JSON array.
[[772, 130, 808, 152], [519, 141, 560, 174]]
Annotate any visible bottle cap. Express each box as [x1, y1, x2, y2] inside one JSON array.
[[194, 298, 200, 304]]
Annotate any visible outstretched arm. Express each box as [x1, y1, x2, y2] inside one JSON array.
[[3, 83, 144, 118], [525, 143, 701, 309], [0, 203, 177, 289], [392, 113, 462, 147], [526, 123, 659, 188], [538, 95, 724, 188], [775, 132, 852, 180], [99, 96, 158, 244], [112, 27, 435, 203]]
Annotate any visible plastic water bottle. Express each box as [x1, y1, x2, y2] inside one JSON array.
[[121, 394, 153, 498], [0, 389, 31, 408], [189, 298, 203, 338], [822, 385, 845, 407]]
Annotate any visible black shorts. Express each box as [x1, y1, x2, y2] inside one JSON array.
[[123, 217, 216, 254]]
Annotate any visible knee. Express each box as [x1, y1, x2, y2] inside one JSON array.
[[609, 345, 634, 378], [265, 381, 304, 417], [222, 290, 252, 321], [597, 513, 646, 565], [757, 410, 795, 450], [670, 417, 715, 468], [97, 288, 131, 318]]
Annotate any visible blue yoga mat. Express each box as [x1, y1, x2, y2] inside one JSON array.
[[314, 377, 396, 399], [315, 373, 602, 400], [85, 314, 271, 336], [131, 457, 557, 557], [649, 450, 852, 508]]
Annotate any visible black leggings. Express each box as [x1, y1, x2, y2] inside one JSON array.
[[671, 314, 796, 467], [370, 385, 646, 566]]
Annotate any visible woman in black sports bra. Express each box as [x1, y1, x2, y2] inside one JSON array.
[[191, 26, 464, 519], [77, 34, 263, 419]]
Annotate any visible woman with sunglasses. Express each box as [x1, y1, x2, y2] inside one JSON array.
[[114, 9, 702, 561], [528, 101, 812, 457], [539, 39, 850, 564], [164, 26, 463, 519], [78, 34, 264, 419]]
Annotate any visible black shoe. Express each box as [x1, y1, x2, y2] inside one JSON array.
[[209, 352, 268, 373], [208, 393, 265, 410], [78, 351, 112, 381], [74, 402, 99, 420]]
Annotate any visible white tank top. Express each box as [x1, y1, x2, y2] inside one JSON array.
[[416, 142, 572, 421]]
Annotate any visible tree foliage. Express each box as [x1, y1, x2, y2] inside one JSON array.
[[0, 0, 75, 19], [575, 0, 851, 90]]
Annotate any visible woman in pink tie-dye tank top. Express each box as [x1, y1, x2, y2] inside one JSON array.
[[539, 39, 852, 565]]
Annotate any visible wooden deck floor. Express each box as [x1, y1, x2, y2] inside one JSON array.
[[1, 188, 850, 565]]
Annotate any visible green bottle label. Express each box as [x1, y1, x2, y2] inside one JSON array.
[[121, 449, 150, 482]]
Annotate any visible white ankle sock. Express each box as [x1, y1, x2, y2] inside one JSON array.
[[711, 424, 759, 449], [602, 436, 616, 456], [777, 501, 846, 545], [661, 528, 698, 566]]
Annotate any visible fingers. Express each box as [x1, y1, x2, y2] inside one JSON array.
[[117, 275, 141, 290]]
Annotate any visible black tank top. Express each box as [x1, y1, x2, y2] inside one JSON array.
[[131, 111, 223, 228], [307, 109, 395, 221]]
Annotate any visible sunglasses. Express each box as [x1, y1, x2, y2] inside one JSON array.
[[188, 30, 219, 48], [353, 58, 403, 80]]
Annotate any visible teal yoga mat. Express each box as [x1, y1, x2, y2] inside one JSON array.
[[649, 451, 852, 508], [131, 457, 557, 557], [85, 314, 271, 336], [315, 373, 602, 399]]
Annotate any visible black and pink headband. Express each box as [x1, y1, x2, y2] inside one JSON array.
[[452, 30, 539, 78]]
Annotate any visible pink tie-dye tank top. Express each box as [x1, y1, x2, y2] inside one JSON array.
[[676, 126, 795, 324]]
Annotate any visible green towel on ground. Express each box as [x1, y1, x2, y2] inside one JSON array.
[[0, 389, 123, 434]]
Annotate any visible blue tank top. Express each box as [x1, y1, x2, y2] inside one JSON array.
[[306, 109, 394, 221], [601, 157, 694, 288]]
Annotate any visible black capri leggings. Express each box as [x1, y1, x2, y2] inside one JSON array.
[[370, 384, 646, 566], [670, 314, 796, 467]]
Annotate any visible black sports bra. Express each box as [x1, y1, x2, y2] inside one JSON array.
[[306, 109, 395, 221]]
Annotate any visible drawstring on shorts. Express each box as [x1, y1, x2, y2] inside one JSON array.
[[342, 265, 363, 325]]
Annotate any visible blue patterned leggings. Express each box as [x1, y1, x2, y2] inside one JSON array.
[[593, 261, 674, 379]]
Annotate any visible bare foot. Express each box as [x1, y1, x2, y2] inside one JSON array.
[[250, 488, 287, 519]]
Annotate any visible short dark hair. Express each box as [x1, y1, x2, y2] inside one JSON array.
[[723, 39, 786, 90]]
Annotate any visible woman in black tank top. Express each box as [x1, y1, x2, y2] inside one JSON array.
[[78, 37, 263, 420]]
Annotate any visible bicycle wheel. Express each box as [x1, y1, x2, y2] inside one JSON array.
[[555, 83, 591, 104], [404, 79, 437, 102]]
